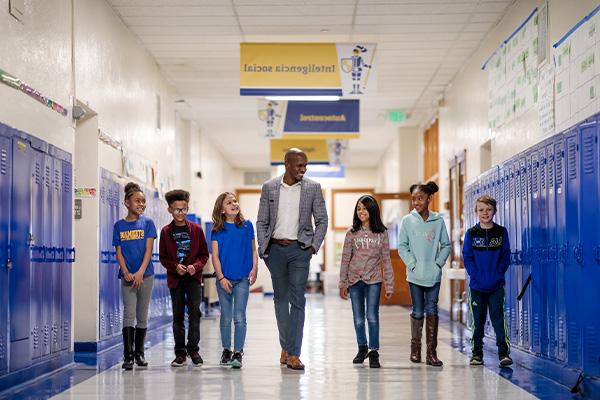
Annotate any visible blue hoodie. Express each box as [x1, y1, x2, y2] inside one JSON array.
[[398, 209, 451, 287], [462, 223, 510, 293]]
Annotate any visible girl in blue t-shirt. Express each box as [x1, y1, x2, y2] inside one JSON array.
[[211, 192, 258, 369], [112, 182, 157, 370]]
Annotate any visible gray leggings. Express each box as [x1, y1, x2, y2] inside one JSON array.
[[121, 275, 154, 329]]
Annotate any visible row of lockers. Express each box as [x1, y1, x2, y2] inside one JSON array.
[[0, 123, 74, 381], [464, 113, 600, 377], [98, 169, 172, 343]]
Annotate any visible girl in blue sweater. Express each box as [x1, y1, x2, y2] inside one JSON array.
[[398, 181, 450, 367]]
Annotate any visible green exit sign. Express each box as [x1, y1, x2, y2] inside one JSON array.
[[388, 110, 406, 122]]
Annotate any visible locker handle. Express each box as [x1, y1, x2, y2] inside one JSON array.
[[517, 273, 532, 301], [559, 244, 568, 263], [594, 245, 600, 264], [66, 247, 76, 263], [574, 245, 583, 265]]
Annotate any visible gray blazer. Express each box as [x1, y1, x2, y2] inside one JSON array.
[[256, 175, 328, 258]]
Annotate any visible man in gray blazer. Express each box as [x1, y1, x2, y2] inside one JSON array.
[[257, 148, 328, 370]]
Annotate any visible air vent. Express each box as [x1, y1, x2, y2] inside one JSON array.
[[244, 171, 271, 185]]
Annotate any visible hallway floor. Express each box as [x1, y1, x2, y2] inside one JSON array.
[[3, 294, 579, 399]]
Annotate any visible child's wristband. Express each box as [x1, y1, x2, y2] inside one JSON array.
[[218, 276, 225, 281]]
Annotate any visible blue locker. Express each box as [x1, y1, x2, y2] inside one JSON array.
[[9, 134, 33, 371], [579, 118, 599, 375], [553, 135, 567, 363], [564, 127, 583, 369], [529, 145, 542, 355], [545, 138, 558, 361], [41, 152, 53, 358], [61, 157, 73, 351], [0, 131, 11, 376], [99, 175, 109, 340], [519, 153, 532, 351], [30, 149, 45, 360], [51, 156, 62, 354], [501, 161, 516, 342]]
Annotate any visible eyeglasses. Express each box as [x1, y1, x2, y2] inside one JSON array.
[[172, 208, 189, 214]]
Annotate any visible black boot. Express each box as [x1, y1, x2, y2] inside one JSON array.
[[134, 327, 148, 367], [368, 350, 380, 368], [122, 327, 134, 370], [353, 345, 369, 364]]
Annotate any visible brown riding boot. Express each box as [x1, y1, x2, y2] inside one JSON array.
[[280, 349, 289, 365], [410, 316, 424, 363], [425, 315, 443, 367]]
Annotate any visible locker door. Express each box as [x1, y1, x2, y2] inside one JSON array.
[[99, 176, 108, 340], [579, 118, 599, 375], [554, 136, 567, 363], [40, 153, 53, 357], [510, 159, 521, 346], [30, 150, 45, 360], [530, 149, 543, 355], [61, 160, 72, 351], [111, 180, 121, 336], [0, 132, 12, 376], [564, 128, 582, 369], [546, 140, 558, 361], [501, 162, 515, 342], [539, 144, 550, 356], [9, 136, 33, 371], [50, 157, 62, 354], [519, 154, 531, 350]]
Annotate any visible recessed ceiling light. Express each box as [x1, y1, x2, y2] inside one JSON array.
[[320, 28, 329, 33]]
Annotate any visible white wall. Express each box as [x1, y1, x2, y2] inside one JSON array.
[[437, 0, 600, 312]]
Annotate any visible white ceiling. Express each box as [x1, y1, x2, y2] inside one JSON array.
[[108, 0, 515, 169]]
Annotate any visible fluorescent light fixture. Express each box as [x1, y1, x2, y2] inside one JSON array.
[[265, 96, 340, 101]]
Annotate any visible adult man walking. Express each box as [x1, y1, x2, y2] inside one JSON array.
[[257, 148, 328, 370]]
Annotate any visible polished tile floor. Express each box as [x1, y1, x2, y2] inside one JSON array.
[[42, 294, 549, 400]]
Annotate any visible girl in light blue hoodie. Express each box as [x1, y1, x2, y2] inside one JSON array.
[[398, 181, 450, 367]]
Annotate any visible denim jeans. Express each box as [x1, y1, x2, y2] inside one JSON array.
[[265, 241, 311, 357], [348, 281, 382, 350], [469, 286, 510, 358], [408, 282, 441, 320], [216, 278, 250, 352], [169, 278, 202, 357]]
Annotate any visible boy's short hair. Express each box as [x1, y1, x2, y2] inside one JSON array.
[[475, 195, 497, 213], [165, 189, 190, 206]]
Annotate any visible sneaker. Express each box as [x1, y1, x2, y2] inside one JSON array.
[[171, 355, 187, 367], [469, 355, 484, 366], [499, 355, 513, 367], [368, 350, 381, 368], [220, 349, 233, 365], [190, 351, 203, 366], [231, 352, 243, 369]]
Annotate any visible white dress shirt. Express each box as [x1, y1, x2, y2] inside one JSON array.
[[272, 178, 301, 240]]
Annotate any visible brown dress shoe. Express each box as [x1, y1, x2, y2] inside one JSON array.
[[280, 349, 289, 365], [286, 355, 305, 370]]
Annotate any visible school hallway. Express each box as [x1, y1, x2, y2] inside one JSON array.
[[0, 294, 573, 400]]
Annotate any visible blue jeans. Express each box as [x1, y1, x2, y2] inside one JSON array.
[[265, 242, 311, 357], [216, 278, 250, 352], [409, 282, 441, 320], [349, 281, 381, 350]]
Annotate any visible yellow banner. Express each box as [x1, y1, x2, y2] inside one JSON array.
[[241, 43, 342, 94], [270, 139, 329, 165]]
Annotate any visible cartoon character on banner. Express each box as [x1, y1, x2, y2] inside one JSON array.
[[327, 139, 348, 166], [341, 45, 375, 94], [258, 101, 282, 137]]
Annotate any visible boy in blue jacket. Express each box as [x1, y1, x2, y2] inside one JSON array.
[[462, 195, 513, 367]]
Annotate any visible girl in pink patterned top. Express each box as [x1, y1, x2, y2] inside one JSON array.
[[339, 195, 394, 368]]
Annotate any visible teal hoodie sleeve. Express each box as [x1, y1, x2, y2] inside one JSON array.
[[398, 218, 416, 268], [435, 220, 451, 268]]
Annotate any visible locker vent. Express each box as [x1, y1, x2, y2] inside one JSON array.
[[32, 326, 39, 350], [584, 325, 597, 370], [556, 149, 564, 186], [567, 141, 577, 179], [35, 162, 41, 184], [541, 162, 546, 190], [63, 171, 71, 192], [510, 173, 515, 200], [568, 321, 580, 363], [0, 332, 5, 361], [63, 321, 70, 344], [558, 316, 566, 361], [54, 169, 60, 191], [45, 165, 51, 188], [582, 134, 595, 174], [548, 155, 555, 187], [0, 148, 7, 175]]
